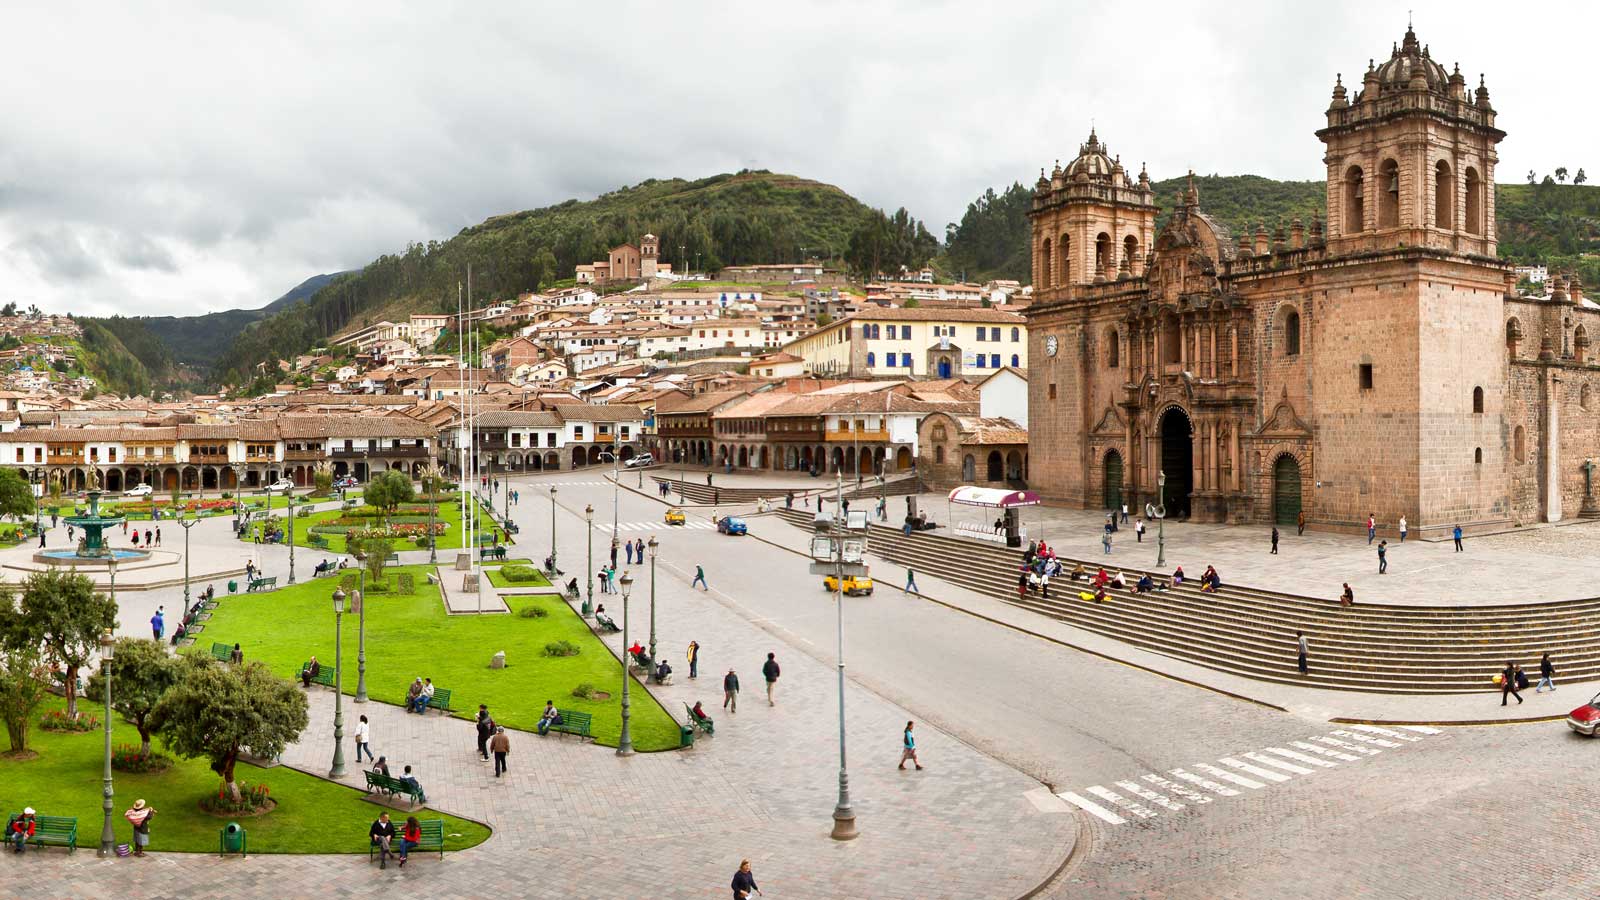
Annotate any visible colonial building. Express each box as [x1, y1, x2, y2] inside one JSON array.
[[1024, 27, 1537, 537], [782, 307, 1028, 379]]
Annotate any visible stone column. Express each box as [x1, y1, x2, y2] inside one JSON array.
[[1545, 370, 1563, 522]]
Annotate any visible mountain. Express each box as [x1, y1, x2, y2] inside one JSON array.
[[126, 272, 349, 372]]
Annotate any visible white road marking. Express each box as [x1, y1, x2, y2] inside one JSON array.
[[1023, 787, 1072, 813], [1167, 768, 1240, 797], [1115, 780, 1185, 812], [1312, 736, 1379, 756], [1218, 757, 1291, 783], [1244, 751, 1314, 775], [1292, 740, 1359, 762], [1140, 773, 1212, 804], [1262, 747, 1337, 768], [1193, 763, 1265, 790], [1397, 725, 1442, 735], [1085, 785, 1157, 819], [1332, 729, 1401, 748], [1350, 724, 1421, 742], [1057, 791, 1127, 825]]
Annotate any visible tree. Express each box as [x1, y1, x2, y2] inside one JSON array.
[[151, 656, 308, 802], [0, 645, 49, 753], [1, 570, 117, 719], [815, 312, 833, 327], [1543, 175, 1557, 186], [533, 248, 559, 291], [1577, 169, 1589, 186], [312, 468, 333, 496], [363, 469, 414, 524], [903, 298, 921, 308], [0, 302, 15, 317], [85, 637, 177, 758], [1528, 170, 1538, 184], [1557, 167, 1570, 184], [0, 468, 34, 523], [363, 538, 396, 585]]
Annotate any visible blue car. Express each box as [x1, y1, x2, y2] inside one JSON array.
[[717, 516, 748, 536]]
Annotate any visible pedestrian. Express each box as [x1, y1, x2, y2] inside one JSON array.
[[723, 667, 739, 712], [1537, 652, 1556, 692], [707, 473, 713, 487], [1270, 526, 1279, 555], [245, 559, 256, 582], [355, 714, 374, 763], [122, 520, 128, 535], [905, 567, 919, 594], [634, 538, 644, 563], [1453, 523, 1464, 552], [762, 652, 780, 706], [1017, 566, 1029, 600], [37, 530, 44, 549], [1135, 518, 1145, 543], [150, 607, 164, 641], [899, 720, 923, 770], [67, 525, 73, 542], [131, 530, 139, 548], [1297, 509, 1305, 536], [155, 527, 161, 547], [692, 565, 708, 591], [369, 812, 396, 869], [1377, 539, 1388, 574], [732, 859, 762, 899], [687, 640, 699, 680], [1296, 631, 1309, 674], [490, 725, 510, 778], [785, 491, 794, 510], [124, 799, 156, 856], [1500, 660, 1523, 706], [1399, 515, 1408, 543], [10, 807, 35, 853], [1102, 529, 1112, 555], [1366, 513, 1376, 545], [475, 705, 492, 760], [1340, 582, 1354, 607], [625, 541, 635, 565], [610, 542, 618, 568], [842, 498, 849, 514], [144, 528, 151, 546], [1120, 502, 1129, 524]]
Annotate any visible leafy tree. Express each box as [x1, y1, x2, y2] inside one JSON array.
[[1557, 167, 1570, 184], [312, 469, 333, 496], [1577, 169, 1589, 185], [0, 302, 14, 317], [151, 656, 308, 802], [363, 538, 396, 585], [363, 470, 414, 524], [533, 248, 559, 291], [1543, 175, 1557, 185], [0, 645, 49, 753], [903, 298, 921, 308], [0, 570, 117, 719], [815, 312, 833, 327], [0, 467, 35, 523], [85, 637, 177, 757], [1529, 170, 1538, 184]]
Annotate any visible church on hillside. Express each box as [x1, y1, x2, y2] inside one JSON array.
[[1024, 27, 1594, 537]]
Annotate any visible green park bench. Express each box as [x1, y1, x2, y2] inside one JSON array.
[[366, 817, 444, 862], [385, 552, 400, 565], [479, 546, 506, 561], [209, 642, 232, 662], [299, 660, 336, 688], [593, 612, 619, 633], [5, 814, 78, 852], [307, 534, 329, 550], [247, 576, 278, 592], [420, 688, 452, 714], [683, 702, 715, 736], [548, 709, 593, 740], [362, 771, 426, 808]]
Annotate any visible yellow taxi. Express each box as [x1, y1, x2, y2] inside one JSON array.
[[664, 507, 686, 526], [823, 572, 874, 596]]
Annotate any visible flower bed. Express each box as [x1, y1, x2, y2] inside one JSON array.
[[199, 781, 275, 817], [39, 709, 100, 732], [348, 522, 448, 541], [112, 744, 173, 774]]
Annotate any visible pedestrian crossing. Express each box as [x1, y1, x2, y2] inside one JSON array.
[[610, 520, 716, 532], [1057, 724, 1441, 827], [544, 480, 610, 486]]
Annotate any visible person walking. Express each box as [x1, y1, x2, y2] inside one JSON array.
[[732, 859, 762, 899], [723, 667, 740, 713], [1297, 509, 1305, 536], [475, 705, 493, 760], [1120, 503, 1129, 524], [490, 726, 510, 778], [1135, 518, 1145, 543], [1537, 652, 1556, 693], [355, 714, 374, 763], [761, 652, 780, 706], [1270, 526, 1279, 555], [150, 607, 164, 641], [1377, 540, 1388, 574], [1399, 516, 1408, 543], [37, 529, 44, 549], [1296, 631, 1309, 675], [1500, 660, 1523, 705], [155, 527, 161, 547], [899, 720, 924, 771], [905, 566, 920, 594], [687, 640, 700, 680], [1453, 523, 1464, 552], [1102, 529, 1112, 555], [609, 541, 618, 568], [1367, 513, 1376, 545], [123, 799, 155, 857], [692, 565, 708, 591]]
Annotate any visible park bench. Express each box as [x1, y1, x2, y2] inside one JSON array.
[[479, 546, 506, 561], [548, 709, 592, 740], [362, 771, 427, 808], [307, 534, 329, 550], [210, 642, 232, 662], [594, 612, 619, 633], [503, 521, 519, 535], [385, 552, 400, 565], [300, 660, 336, 688], [683, 702, 715, 736], [247, 576, 278, 592], [419, 688, 452, 714], [367, 817, 444, 862], [5, 814, 78, 853], [312, 565, 337, 578]]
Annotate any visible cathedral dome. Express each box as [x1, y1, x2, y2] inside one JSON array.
[[1373, 26, 1449, 94], [1064, 129, 1115, 180]]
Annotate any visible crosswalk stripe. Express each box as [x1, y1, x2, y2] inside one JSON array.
[[1350, 724, 1420, 742], [1397, 725, 1442, 735], [1115, 781, 1185, 812], [1313, 736, 1379, 756], [1244, 751, 1314, 775], [1193, 763, 1265, 790], [1292, 740, 1360, 761], [1332, 729, 1400, 748], [1218, 757, 1291, 783], [1057, 791, 1127, 825], [1167, 768, 1240, 797], [1085, 785, 1157, 819], [1140, 773, 1212, 804], [1263, 747, 1337, 769]]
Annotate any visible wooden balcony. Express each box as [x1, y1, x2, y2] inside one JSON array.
[[188, 453, 229, 464], [46, 453, 85, 465], [282, 449, 324, 462], [825, 429, 889, 442]]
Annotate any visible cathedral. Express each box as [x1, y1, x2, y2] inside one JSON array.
[[1024, 27, 1591, 537]]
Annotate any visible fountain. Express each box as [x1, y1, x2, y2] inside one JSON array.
[[34, 478, 152, 567]]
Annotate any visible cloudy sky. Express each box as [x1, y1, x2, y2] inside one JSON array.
[[0, 0, 1588, 318]]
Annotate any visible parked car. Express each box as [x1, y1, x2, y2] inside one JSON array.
[[123, 483, 153, 498], [716, 516, 748, 536], [823, 572, 874, 596], [266, 479, 294, 493], [1567, 692, 1600, 736], [664, 507, 686, 526], [333, 476, 358, 489], [624, 453, 654, 469]]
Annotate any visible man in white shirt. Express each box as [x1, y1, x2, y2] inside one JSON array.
[[355, 714, 374, 762]]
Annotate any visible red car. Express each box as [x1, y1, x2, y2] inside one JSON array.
[[1567, 693, 1600, 736]]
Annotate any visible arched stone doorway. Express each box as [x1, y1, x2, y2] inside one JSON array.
[[895, 447, 912, 471], [571, 446, 587, 468], [1273, 455, 1303, 526], [737, 446, 748, 468], [587, 446, 602, 465], [544, 452, 559, 470], [1103, 449, 1123, 510], [619, 445, 635, 461], [1159, 407, 1193, 519], [105, 469, 124, 492], [962, 454, 976, 482], [1005, 450, 1023, 481], [985, 451, 1003, 482]]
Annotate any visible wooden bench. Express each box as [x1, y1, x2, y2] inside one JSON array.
[[548, 709, 592, 740], [5, 814, 78, 853], [247, 576, 278, 592], [479, 546, 506, 561], [300, 660, 336, 688], [362, 771, 426, 808], [683, 702, 715, 735], [367, 817, 444, 862], [210, 642, 232, 662]]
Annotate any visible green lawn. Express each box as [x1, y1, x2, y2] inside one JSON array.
[[252, 498, 504, 554], [0, 697, 490, 854], [484, 563, 552, 589], [195, 566, 681, 751]]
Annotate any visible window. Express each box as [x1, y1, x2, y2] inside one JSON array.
[[108, 448, 116, 462], [932, 424, 947, 441], [990, 327, 1001, 341], [1514, 425, 1526, 463], [990, 354, 1001, 368], [620, 426, 630, 439], [1040, 237, 1053, 289], [574, 426, 584, 440], [1379, 159, 1400, 228], [900, 353, 911, 368], [1048, 383, 1057, 400], [935, 446, 945, 464], [1473, 386, 1484, 413], [866, 352, 876, 367], [1107, 329, 1120, 368], [976, 328, 986, 342], [1435, 160, 1454, 229], [975, 355, 986, 369], [547, 433, 557, 448], [1464, 167, 1483, 235], [1011, 354, 1020, 368], [902, 326, 911, 339], [1345, 165, 1365, 233], [1011, 327, 1020, 342], [1359, 363, 1374, 390], [1475, 447, 1483, 465], [1284, 310, 1301, 356]]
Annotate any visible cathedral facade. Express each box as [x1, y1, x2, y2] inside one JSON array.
[[1024, 28, 1591, 537]]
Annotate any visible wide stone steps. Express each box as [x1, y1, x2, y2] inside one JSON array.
[[652, 478, 796, 504]]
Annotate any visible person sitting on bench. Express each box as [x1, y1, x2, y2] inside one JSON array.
[[565, 577, 580, 596], [537, 701, 562, 736], [415, 678, 435, 713], [691, 700, 711, 724], [654, 659, 673, 683], [313, 559, 332, 576], [371, 755, 391, 777], [229, 643, 243, 664], [1135, 574, 1154, 594], [170, 621, 186, 646], [301, 656, 320, 688], [398, 766, 424, 799], [10, 807, 35, 853]]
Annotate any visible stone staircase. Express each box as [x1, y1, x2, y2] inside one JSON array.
[[773, 509, 1591, 694]]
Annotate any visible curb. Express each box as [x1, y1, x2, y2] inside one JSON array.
[[1329, 712, 1569, 727]]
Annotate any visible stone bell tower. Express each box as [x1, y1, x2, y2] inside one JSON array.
[[1028, 130, 1158, 301]]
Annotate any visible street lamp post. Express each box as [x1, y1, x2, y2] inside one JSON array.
[[427, 461, 438, 566], [548, 486, 558, 575], [329, 588, 346, 779], [180, 516, 197, 606], [355, 565, 367, 702], [617, 571, 634, 756], [647, 537, 658, 662], [97, 627, 115, 857], [287, 493, 297, 585], [583, 504, 594, 617], [1154, 470, 1168, 568], [829, 472, 857, 840]]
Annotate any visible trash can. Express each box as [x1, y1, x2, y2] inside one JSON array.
[[219, 821, 246, 857], [227, 580, 238, 594], [679, 724, 695, 748]]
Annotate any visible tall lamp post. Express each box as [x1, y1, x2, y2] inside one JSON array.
[[286, 493, 298, 585], [617, 571, 634, 756], [97, 627, 115, 857], [179, 515, 197, 606], [427, 460, 438, 566], [548, 486, 558, 575], [329, 587, 347, 779], [647, 537, 658, 662], [807, 472, 861, 840], [583, 504, 594, 617], [1152, 470, 1168, 568]]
